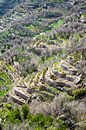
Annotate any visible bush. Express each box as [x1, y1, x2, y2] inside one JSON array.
[[22, 104, 29, 119], [4, 104, 12, 110], [29, 113, 53, 129], [72, 88, 86, 100], [7, 108, 21, 123], [55, 119, 66, 130]]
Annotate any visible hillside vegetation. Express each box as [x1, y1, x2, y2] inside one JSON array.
[[0, 0, 86, 130]]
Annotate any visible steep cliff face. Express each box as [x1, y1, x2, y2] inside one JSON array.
[[0, 0, 22, 16]]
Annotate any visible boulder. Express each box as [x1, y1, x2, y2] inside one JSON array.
[[74, 74, 82, 84], [58, 115, 67, 120], [80, 15, 86, 23]]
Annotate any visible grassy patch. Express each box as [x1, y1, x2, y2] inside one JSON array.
[[50, 19, 64, 28], [26, 24, 39, 32], [0, 90, 7, 96], [0, 72, 12, 97], [0, 72, 11, 86], [6, 64, 15, 71], [72, 88, 86, 100]]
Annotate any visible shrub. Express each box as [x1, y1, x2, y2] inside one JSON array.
[[4, 104, 12, 110], [22, 104, 29, 119], [55, 119, 66, 130], [29, 113, 53, 129], [72, 88, 86, 100], [7, 108, 21, 123]]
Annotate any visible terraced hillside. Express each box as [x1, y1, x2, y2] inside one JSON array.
[[9, 59, 84, 104], [0, 0, 86, 130]]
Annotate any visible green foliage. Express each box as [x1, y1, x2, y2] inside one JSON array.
[[36, 33, 47, 41], [29, 113, 53, 128], [0, 0, 86, 130], [0, 105, 21, 123], [4, 104, 12, 110], [7, 108, 21, 123], [55, 119, 66, 130], [0, 30, 12, 41], [46, 126, 58, 130], [0, 104, 67, 129], [0, 72, 12, 97], [50, 19, 64, 28], [22, 104, 29, 119], [72, 88, 86, 100], [0, 90, 7, 96], [0, 72, 11, 86], [6, 64, 15, 71]]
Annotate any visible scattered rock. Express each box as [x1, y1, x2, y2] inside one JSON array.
[[74, 74, 82, 84], [80, 15, 86, 23]]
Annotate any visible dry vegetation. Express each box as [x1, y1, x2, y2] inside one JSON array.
[[0, 0, 86, 130]]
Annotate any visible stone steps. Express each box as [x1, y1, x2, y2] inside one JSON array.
[[28, 60, 78, 98], [46, 77, 77, 88], [14, 87, 31, 100], [32, 89, 55, 99], [39, 84, 58, 96], [44, 61, 78, 89], [9, 89, 26, 105], [9, 60, 81, 104], [61, 60, 78, 75], [52, 69, 66, 78], [45, 83, 69, 94]]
